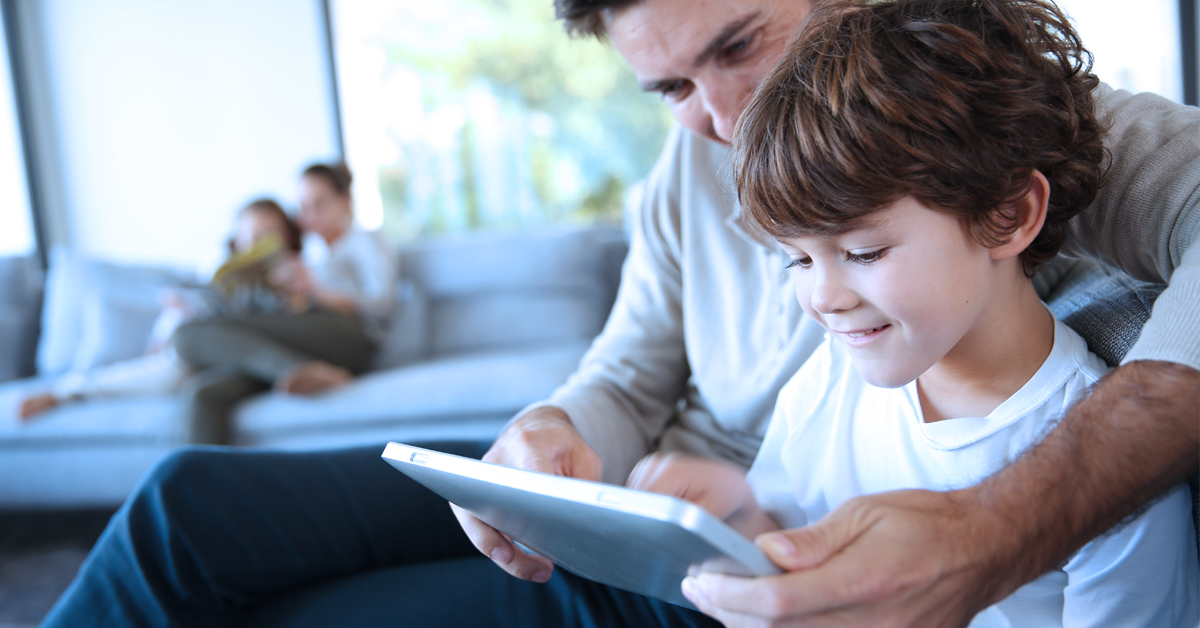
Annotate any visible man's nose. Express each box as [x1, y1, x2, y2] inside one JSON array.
[[698, 84, 745, 144]]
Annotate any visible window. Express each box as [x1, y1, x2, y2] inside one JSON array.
[[1056, 0, 1185, 103], [330, 0, 673, 242], [0, 8, 35, 258]]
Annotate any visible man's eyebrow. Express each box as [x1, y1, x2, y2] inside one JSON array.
[[693, 12, 760, 67]]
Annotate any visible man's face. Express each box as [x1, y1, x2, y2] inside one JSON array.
[[605, 0, 812, 144], [779, 197, 1001, 389]]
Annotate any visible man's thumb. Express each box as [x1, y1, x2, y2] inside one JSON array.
[[756, 514, 855, 571]]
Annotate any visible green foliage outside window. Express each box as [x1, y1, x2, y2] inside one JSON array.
[[345, 0, 673, 241]]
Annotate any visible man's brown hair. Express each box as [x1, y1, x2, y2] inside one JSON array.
[[553, 0, 639, 39], [735, 0, 1106, 275]]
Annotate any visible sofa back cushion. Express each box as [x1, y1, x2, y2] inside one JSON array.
[[37, 248, 192, 375], [399, 226, 627, 356]]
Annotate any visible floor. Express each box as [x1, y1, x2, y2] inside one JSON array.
[[0, 509, 115, 628]]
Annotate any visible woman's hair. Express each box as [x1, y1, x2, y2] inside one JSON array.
[[301, 162, 354, 197], [232, 198, 303, 254], [735, 0, 1107, 276]]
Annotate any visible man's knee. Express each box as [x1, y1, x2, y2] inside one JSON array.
[[137, 447, 230, 504]]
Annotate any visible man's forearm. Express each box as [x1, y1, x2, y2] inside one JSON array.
[[969, 359, 1199, 603]]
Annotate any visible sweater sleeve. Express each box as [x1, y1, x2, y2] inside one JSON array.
[[530, 127, 693, 485], [1065, 85, 1200, 370]]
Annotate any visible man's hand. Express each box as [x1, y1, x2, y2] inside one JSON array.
[[451, 406, 602, 582], [627, 452, 779, 539], [681, 489, 1005, 628]]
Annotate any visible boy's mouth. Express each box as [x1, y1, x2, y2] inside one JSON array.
[[839, 325, 891, 340]]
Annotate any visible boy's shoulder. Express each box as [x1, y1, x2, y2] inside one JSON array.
[[1052, 316, 1112, 385]]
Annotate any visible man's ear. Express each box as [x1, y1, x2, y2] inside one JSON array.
[[989, 170, 1050, 262]]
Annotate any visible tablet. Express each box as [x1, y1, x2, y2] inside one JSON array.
[[381, 442, 780, 609]]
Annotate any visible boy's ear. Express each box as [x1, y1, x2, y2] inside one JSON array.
[[989, 170, 1050, 262]]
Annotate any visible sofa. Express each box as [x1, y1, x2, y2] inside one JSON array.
[[0, 225, 628, 508]]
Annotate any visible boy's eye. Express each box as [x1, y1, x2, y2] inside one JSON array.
[[847, 249, 887, 264], [785, 256, 812, 270]]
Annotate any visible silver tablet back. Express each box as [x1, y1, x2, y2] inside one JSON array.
[[381, 442, 780, 609]]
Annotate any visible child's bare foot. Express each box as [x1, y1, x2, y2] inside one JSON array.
[[19, 393, 60, 421], [275, 361, 353, 396]]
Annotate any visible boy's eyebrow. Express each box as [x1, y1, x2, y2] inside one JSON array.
[[693, 13, 760, 67]]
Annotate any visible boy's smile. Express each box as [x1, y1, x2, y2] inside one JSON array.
[[779, 196, 1007, 391]]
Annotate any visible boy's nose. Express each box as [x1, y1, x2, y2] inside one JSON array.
[[809, 271, 858, 314]]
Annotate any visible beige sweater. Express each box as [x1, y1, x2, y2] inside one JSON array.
[[534, 85, 1200, 485]]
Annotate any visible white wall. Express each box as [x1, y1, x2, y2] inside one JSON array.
[[31, 0, 340, 268], [0, 14, 34, 258]]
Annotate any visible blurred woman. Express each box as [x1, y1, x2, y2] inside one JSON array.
[[171, 163, 396, 444]]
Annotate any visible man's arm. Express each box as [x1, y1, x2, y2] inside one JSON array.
[[453, 127, 698, 578], [682, 360, 1199, 627]]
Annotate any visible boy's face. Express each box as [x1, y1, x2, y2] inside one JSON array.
[[779, 197, 999, 388]]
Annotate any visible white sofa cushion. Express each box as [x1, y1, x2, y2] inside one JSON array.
[[0, 377, 184, 446], [235, 341, 592, 444], [37, 248, 191, 374]]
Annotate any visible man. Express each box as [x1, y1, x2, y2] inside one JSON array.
[[44, 0, 1198, 626]]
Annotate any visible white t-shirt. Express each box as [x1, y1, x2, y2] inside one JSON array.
[[747, 318, 1199, 627], [303, 224, 397, 342]]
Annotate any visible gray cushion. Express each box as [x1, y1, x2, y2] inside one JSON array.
[[1040, 257, 1166, 367], [0, 256, 42, 383], [370, 278, 432, 370], [401, 226, 626, 355]]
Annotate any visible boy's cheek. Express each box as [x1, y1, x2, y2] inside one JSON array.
[[792, 280, 820, 319]]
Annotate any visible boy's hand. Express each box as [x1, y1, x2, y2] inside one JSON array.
[[450, 406, 602, 583], [626, 453, 778, 538]]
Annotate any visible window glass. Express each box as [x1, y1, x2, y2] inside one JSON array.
[[1056, 0, 1184, 103], [331, 0, 673, 241], [0, 13, 35, 258]]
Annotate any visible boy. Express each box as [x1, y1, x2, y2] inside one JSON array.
[[627, 0, 1200, 624]]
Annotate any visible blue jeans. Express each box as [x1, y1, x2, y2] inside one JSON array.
[[41, 442, 722, 628]]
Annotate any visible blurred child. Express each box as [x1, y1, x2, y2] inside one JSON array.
[[17, 199, 303, 421], [628, 1, 1199, 625]]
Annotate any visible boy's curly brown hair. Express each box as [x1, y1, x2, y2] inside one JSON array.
[[735, 0, 1107, 276]]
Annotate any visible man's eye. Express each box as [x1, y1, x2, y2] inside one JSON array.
[[848, 249, 887, 264], [658, 80, 691, 100], [724, 37, 750, 57], [785, 257, 812, 269], [722, 32, 758, 62]]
